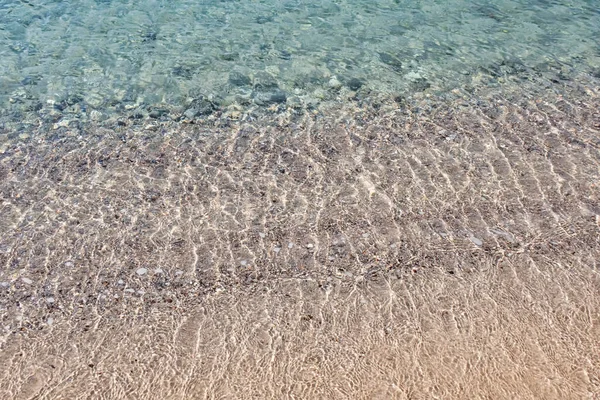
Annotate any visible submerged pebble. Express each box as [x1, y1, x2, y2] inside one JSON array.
[[89, 110, 103, 121], [328, 77, 342, 89], [229, 71, 252, 87], [149, 109, 168, 119], [184, 98, 216, 118], [253, 71, 279, 91], [378, 52, 403, 72], [346, 78, 364, 91], [253, 90, 287, 105]]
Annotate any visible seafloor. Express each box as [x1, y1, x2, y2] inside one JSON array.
[[1, 69, 600, 398]]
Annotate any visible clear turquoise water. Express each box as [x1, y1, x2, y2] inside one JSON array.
[[1, 0, 599, 122]]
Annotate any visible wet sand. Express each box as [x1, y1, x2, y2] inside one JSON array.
[[1, 77, 600, 399]]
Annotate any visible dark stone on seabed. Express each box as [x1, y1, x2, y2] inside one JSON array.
[[220, 52, 239, 61], [130, 111, 145, 119], [184, 97, 216, 118], [279, 50, 292, 60], [149, 108, 169, 119], [229, 72, 252, 87], [255, 15, 274, 24], [172, 66, 195, 79], [20, 75, 41, 86], [253, 72, 279, 91], [411, 78, 431, 92], [142, 32, 157, 42], [378, 52, 403, 72], [346, 78, 364, 91], [253, 90, 287, 105], [269, 91, 287, 104]]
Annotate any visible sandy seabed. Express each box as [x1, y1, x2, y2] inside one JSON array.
[[1, 76, 600, 399]]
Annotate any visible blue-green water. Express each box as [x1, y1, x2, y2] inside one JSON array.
[[1, 0, 599, 123]]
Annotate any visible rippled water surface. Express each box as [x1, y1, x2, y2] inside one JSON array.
[[1, 0, 599, 121], [1, 1, 600, 399]]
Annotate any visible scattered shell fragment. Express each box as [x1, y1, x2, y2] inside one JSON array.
[[469, 236, 483, 246]]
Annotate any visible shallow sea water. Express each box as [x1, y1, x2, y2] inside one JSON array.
[[1, 0, 599, 122], [1, 1, 600, 399]]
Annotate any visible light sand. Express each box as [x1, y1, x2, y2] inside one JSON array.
[[1, 78, 599, 399]]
